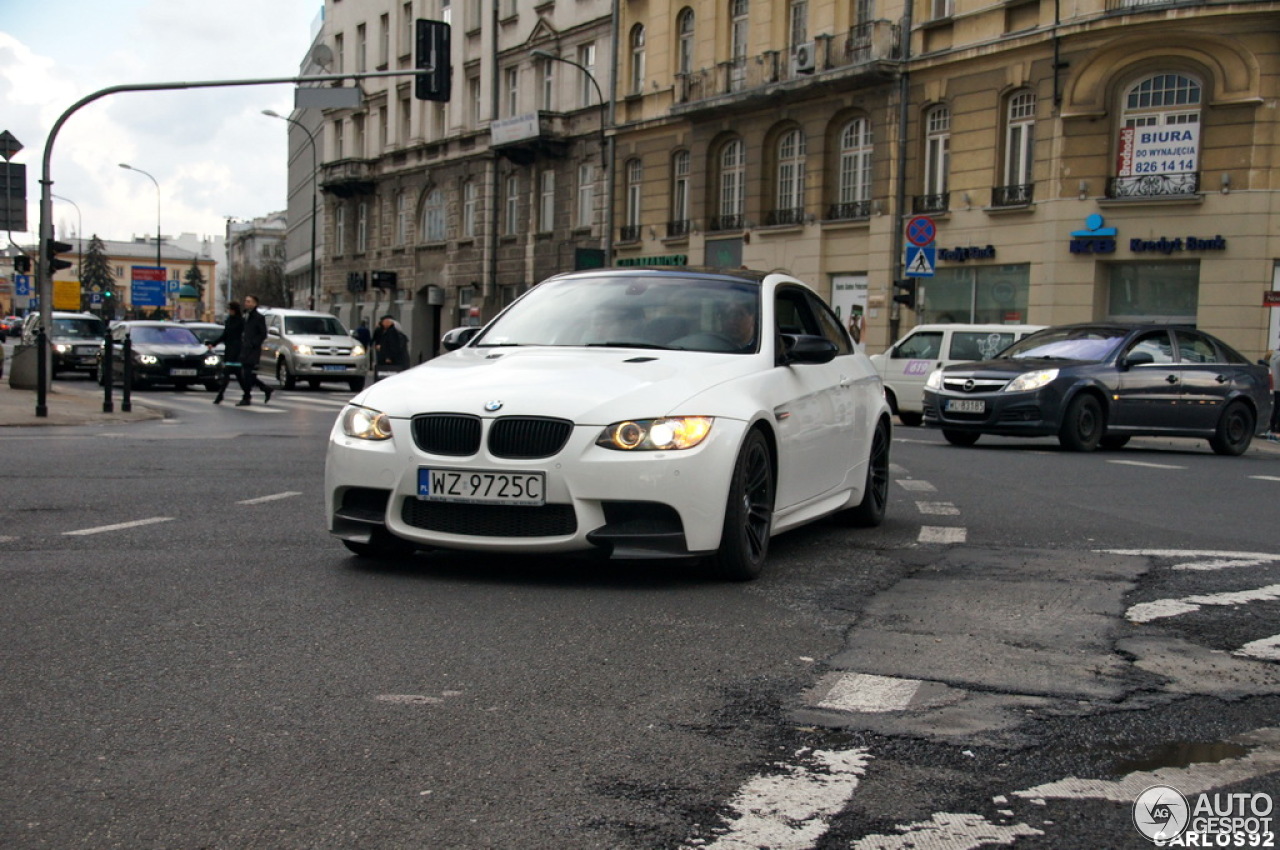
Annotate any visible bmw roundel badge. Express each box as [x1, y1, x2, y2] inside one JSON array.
[[484, 400, 504, 412]]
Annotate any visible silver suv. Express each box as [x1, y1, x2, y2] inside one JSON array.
[[259, 308, 368, 391], [21, 311, 107, 378]]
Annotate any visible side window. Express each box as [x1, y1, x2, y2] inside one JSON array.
[[807, 292, 854, 356], [1127, 331, 1175, 364], [893, 331, 943, 359], [950, 332, 1016, 361], [1176, 331, 1222, 364], [774, 291, 809, 336]]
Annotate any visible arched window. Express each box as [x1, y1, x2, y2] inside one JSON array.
[[421, 188, 446, 242], [1114, 73, 1202, 197], [999, 90, 1035, 206], [773, 128, 806, 224], [677, 9, 695, 76], [835, 117, 872, 219], [670, 150, 691, 236], [923, 105, 950, 199], [714, 138, 745, 230], [630, 25, 647, 95]]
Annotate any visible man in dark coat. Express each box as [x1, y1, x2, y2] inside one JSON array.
[[236, 294, 273, 406], [207, 301, 243, 404], [373, 315, 410, 380]]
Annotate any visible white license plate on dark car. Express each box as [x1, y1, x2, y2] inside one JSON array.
[[170, 368, 197, 377], [418, 468, 545, 506], [946, 399, 986, 414]]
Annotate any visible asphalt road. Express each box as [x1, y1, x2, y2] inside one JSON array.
[[2, 381, 1278, 849]]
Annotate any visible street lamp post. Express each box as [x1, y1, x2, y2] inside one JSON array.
[[263, 109, 319, 311], [118, 163, 163, 316], [530, 49, 613, 263]]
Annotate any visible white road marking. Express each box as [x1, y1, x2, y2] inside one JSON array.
[[690, 748, 870, 850], [1098, 549, 1280, 571], [1250, 475, 1280, 482], [236, 491, 303, 505], [915, 501, 960, 516], [1127, 583, 1280, 623], [813, 673, 923, 713], [1106, 459, 1186, 469], [1237, 635, 1280, 661], [896, 480, 937, 492], [850, 813, 1044, 849], [919, 526, 967, 544], [64, 516, 174, 536]]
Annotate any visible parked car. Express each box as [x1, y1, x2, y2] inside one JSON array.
[[21, 311, 108, 378], [99, 321, 222, 390], [922, 323, 1274, 455], [1, 315, 23, 338], [260, 308, 367, 391], [869, 323, 1044, 426], [326, 267, 893, 580]]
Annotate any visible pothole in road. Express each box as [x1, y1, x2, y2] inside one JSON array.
[[1105, 739, 1251, 776]]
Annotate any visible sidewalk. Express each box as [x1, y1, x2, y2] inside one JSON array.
[[0, 379, 165, 427]]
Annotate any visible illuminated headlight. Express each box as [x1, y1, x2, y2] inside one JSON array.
[[350, 344, 366, 357], [339, 405, 393, 441], [1003, 369, 1059, 393], [925, 369, 944, 390], [204, 355, 221, 366], [54, 343, 71, 353], [293, 344, 314, 356], [137, 354, 159, 365], [597, 416, 714, 451]]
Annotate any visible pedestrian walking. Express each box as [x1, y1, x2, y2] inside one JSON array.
[[373, 315, 410, 381], [206, 301, 244, 405], [237, 294, 274, 407], [354, 318, 372, 348], [1269, 343, 1280, 437]]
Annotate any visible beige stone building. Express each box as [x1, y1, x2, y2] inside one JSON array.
[[611, 0, 1280, 359]]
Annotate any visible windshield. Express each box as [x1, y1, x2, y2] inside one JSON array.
[[284, 316, 347, 336], [1000, 326, 1128, 361], [130, 326, 200, 345], [475, 275, 762, 354], [186, 326, 223, 343], [53, 317, 106, 339]]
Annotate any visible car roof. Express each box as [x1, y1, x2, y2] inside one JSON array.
[[261, 308, 340, 316], [543, 266, 773, 286]]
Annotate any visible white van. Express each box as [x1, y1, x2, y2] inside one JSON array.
[[259, 308, 368, 391], [869, 323, 1044, 425]]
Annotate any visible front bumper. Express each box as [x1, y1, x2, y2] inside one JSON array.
[[52, 343, 102, 372], [923, 386, 1065, 436], [325, 414, 746, 558], [289, 355, 368, 379]]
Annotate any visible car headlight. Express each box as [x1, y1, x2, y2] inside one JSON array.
[[596, 416, 714, 451], [204, 355, 221, 366], [339, 405, 393, 441], [293, 344, 314, 356], [54, 343, 71, 353], [925, 369, 944, 390], [350, 344, 366, 357], [137, 354, 158, 365], [1003, 368, 1059, 393]]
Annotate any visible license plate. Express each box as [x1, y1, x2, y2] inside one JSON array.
[[322, 364, 348, 371], [946, 399, 986, 414], [169, 368, 197, 377], [418, 468, 545, 506]]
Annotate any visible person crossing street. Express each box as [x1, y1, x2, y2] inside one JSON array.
[[236, 295, 274, 407]]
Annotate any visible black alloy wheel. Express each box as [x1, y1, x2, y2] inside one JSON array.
[[711, 429, 775, 581], [844, 416, 891, 527]]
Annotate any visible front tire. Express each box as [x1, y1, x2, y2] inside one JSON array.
[[275, 358, 297, 390], [844, 417, 890, 527], [348, 377, 366, 392], [1058, 393, 1103, 452], [1209, 401, 1255, 456], [897, 411, 923, 427], [709, 429, 774, 581], [943, 429, 980, 447], [1100, 435, 1130, 450]]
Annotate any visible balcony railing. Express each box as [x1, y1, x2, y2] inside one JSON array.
[[912, 193, 950, 214], [666, 220, 692, 238], [618, 224, 642, 242], [991, 183, 1034, 207], [764, 208, 805, 226], [708, 214, 745, 232], [1106, 172, 1199, 199], [673, 20, 901, 110], [826, 200, 873, 221]]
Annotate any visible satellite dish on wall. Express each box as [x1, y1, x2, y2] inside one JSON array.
[[311, 44, 334, 71]]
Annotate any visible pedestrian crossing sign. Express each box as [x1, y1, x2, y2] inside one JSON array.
[[905, 245, 935, 277]]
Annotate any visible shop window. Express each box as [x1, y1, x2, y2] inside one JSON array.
[[1107, 262, 1199, 324], [921, 265, 1030, 325]]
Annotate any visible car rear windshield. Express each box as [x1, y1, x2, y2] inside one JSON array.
[[130, 326, 200, 345], [285, 316, 347, 336], [53, 318, 106, 339], [1001, 326, 1128, 361]]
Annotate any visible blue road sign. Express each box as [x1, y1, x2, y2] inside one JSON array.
[[905, 245, 936, 277], [167, 279, 181, 294], [14, 273, 31, 295], [906, 216, 937, 247], [132, 279, 166, 307]]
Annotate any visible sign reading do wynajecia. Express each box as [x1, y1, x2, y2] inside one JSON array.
[[1116, 124, 1200, 176]]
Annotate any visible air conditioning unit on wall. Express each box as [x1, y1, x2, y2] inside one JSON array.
[[791, 41, 816, 75]]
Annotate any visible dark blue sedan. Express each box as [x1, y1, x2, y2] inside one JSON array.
[[921, 323, 1273, 454]]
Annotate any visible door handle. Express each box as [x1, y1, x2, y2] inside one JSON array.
[[1165, 374, 1179, 384]]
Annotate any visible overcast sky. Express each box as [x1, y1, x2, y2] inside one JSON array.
[[1, 0, 322, 249]]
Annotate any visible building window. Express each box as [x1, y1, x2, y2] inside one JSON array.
[[356, 201, 368, 253], [379, 13, 390, 67], [469, 76, 482, 127], [833, 117, 872, 220], [504, 174, 519, 235], [421, 188, 446, 242], [378, 107, 388, 151], [335, 33, 345, 74], [356, 23, 367, 72], [333, 119, 345, 159], [623, 159, 643, 240], [577, 163, 595, 229], [401, 3, 414, 55], [997, 90, 1035, 206], [577, 43, 597, 108], [395, 191, 410, 245], [335, 204, 347, 255], [788, 0, 808, 48], [677, 9, 695, 76], [772, 128, 806, 225], [463, 180, 478, 238], [931, 0, 954, 19], [630, 25, 647, 96], [730, 0, 749, 91], [353, 113, 366, 159], [714, 138, 745, 230], [1107, 262, 1199, 324], [854, 0, 872, 25], [504, 66, 519, 117], [538, 58, 554, 111], [440, 0, 451, 26], [1111, 73, 1202, 198], [923, 265, 1031, 325], [538, 169, 555, 232], [923, 105, 950, 201], [400, 94, 412, 144], [670, 150, 691, 236]]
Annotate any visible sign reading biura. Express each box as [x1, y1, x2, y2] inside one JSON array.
[[1117, 125, 1200, 177]]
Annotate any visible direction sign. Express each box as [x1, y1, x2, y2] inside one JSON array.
[[905, 245, 936, 277], [906, 216, 937, 247]]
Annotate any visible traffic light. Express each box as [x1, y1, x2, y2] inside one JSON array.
[[414, 19, 451, 101], [892, 279, 917, 310], [46, 238, 74, 273], [13, 254, 30, 274]]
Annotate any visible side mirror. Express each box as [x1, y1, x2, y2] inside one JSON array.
[[1123, 350, 1155, 369], [780, 334, 838, 365], [268, 327, 281, 338]]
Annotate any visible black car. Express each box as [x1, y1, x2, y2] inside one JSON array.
[[922, 323, 1273, 455], [99, 321, 222, 390]]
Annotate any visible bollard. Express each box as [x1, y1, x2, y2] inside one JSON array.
[[121, 334, 133, 413], [101, 327, 114, 413], [36, 328, 48, 418]]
